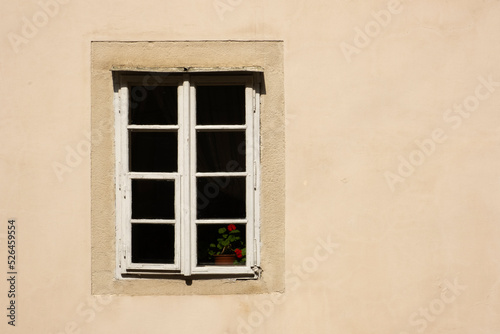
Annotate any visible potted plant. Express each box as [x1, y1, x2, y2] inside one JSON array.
[[208, 224, 246, 265]]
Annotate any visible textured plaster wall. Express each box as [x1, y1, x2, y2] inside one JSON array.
[[1, 0, 500, 333]]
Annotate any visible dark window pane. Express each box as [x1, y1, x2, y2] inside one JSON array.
[[197, 177, 246, 219], [132, 224, 175, 264], [197, 224, 246, 266], [130, 85, 177, 125], [130, 132, 177, 172], [196, 86, 245, 125], [197, 131, 246, 172], [132, 179, 175, 219]]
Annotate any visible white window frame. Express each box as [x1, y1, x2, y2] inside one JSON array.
[[114, 72, 261, 278]]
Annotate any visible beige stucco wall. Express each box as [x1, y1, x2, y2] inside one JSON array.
[[2, 0, 500, 333]]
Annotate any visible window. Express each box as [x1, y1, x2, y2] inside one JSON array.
[[91, 41, 284, 295], [114, 73, 261, 278]]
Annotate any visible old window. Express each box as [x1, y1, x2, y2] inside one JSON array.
[[114, 72, 261, 278], [92, 41, 284, 295]]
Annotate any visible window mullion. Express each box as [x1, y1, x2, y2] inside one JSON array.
[[189, 78, 198, 275], [181, 75, 192, 276], [245, 79, 255, 268]]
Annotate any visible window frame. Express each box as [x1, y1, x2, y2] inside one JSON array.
[[114, 72, 261, 278]]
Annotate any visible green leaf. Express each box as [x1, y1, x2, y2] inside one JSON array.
[[209, 243, 216, 248], [217, 244, 222, 249], [218, 227, 226, 234]]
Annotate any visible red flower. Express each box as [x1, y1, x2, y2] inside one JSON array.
[[228, 224, 236, 231], [234, 248, 242, 258]]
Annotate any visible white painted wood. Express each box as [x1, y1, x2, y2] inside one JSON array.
[[245, 78, 255, 270], [114, 78, 124, 278], [188, 75, 255, 275], [120, 82, 132, 274], [126, 173, 180, 271], [191, 266, 255, 275], [194, 219, 247, 225], [195, 172, 247, 177], [189, 78, 197, 274], [127, 125, 179, 131], [174, 173, 181, 268], [128, 172, 178, 179], [116, 73, 261, 278], [254, 76, 262, 267], [126, 262, 180, 271], [116, 76, 182, 273], [178, 80, 187, 273], [194, 125, 246, 131], [131, 219, 176, 224]]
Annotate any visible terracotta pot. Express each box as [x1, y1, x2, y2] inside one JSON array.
[[214, 254, 237, 265]]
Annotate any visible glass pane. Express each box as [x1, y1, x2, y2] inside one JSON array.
[[196, 86, 245, 125], [197, 131, 246, 172], [129, 85, 177, 125], [132, 179, 175, 219], [197, 177, 246, 219], [130, 132, 177, 172], [197, 224, 246, 266], [132, 224, 175, 264]]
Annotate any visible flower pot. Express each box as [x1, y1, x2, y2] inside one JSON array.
[[214, 254, 237, 265]]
